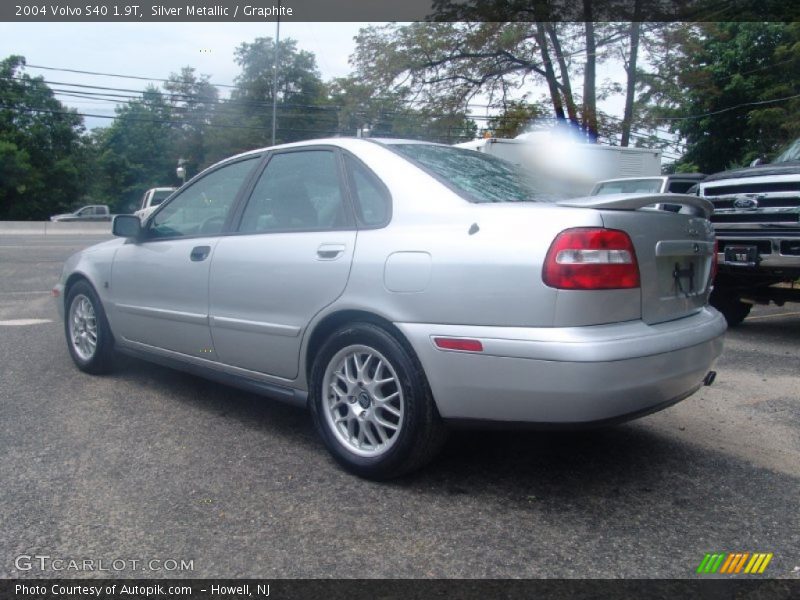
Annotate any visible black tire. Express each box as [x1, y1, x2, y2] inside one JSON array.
[[64, 280, 115, 374], [309, 322, 447, 479], [710, 287, 752, 327]]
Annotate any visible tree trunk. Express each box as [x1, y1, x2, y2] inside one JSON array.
[[546, 24, 578, 126], [534, 22, 566, 122], [582, 11, 598, 141], [621, 19, 641, 147]]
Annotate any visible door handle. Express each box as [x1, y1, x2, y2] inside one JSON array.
[[190, 245, 211, 261], [316, 244, 346, 260]]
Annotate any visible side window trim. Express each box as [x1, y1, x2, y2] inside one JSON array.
[[230, 145, 357, 235], [340, 149, 393, 230], [142, 153, 264, 242]]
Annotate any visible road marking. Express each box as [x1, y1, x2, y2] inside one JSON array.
[[0, 318, 53, 326], [746, 311, 800, 320], [0, 291, 51, 296]]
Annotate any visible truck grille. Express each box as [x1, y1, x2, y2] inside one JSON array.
[[703, 182, 800, 195], [711, 212, 799, 225], [709, 197, 800, 209]]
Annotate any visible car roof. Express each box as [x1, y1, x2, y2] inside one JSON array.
[[204, 137, 439, 173]]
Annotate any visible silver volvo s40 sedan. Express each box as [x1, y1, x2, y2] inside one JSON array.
[[54, 138, 726, 478]]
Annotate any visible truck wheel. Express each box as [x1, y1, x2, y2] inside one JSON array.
[[309, 322, 447, 479], [710, 288, 752, 326]]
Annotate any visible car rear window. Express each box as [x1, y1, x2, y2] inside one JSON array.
[[594, 179, 663, 195], [387, 143, 556, 203]]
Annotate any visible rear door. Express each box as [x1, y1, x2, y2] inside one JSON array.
[[208, 148, 357, 379]]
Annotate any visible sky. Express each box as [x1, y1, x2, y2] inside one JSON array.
[[0, 22, 366, 127], [0, 21, 629, 137]]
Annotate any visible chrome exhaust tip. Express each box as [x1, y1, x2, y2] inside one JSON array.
[[703, 371, 717, 387]]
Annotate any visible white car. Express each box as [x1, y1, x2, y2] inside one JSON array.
[[54, 138, 726, 478]]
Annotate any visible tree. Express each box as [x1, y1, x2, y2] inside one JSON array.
[[0, 55, 85, 219], [164, 67, 219, 176], [350, 20, 645, 143], [229, 37, 337, 146], [486, 99, 546, 137], [638, 22, 800, 172], [94, 87, 177, 212]]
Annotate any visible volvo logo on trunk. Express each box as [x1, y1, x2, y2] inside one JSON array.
[[733, 196, 759, 209]]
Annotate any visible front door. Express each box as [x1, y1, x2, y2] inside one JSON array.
[[110, 156, 261, 358]]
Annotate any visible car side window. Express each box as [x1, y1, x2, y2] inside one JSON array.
[[238, 150, 349, 234], [149, 157, 258, 239], [343, 154, 390, 227]]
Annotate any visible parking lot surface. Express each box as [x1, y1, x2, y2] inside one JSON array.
[[1, 234, 798, 578]]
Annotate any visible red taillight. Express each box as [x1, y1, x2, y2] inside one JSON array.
[[543, 228, 640, 290], [433, 337, 484, 352]]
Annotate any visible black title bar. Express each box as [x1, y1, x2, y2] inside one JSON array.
[[4, 579, 800, 600], [2, 0, 799, 22]]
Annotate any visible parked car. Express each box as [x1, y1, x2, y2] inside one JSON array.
[[53, 138, 726, 478], [591, 174, 707, 196], [50, 204, 113, 222], [134, 187, 177, 221]]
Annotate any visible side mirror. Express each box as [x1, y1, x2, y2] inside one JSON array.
[[749, 156, 766, 167], [112, 214, 142, 238]]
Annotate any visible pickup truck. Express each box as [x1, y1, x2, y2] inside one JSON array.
[[50, 205, 113, 222], [696, 137, 800, 325], [134, 187, 176, 221]]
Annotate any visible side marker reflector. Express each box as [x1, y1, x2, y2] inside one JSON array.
[[433, 337, 483, 352]]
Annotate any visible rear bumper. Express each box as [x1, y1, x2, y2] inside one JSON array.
[[396, 307, 726, 424]]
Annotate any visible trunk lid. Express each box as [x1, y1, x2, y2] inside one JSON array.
[[559, 194, 716, 325]]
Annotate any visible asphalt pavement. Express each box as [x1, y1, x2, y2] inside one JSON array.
[[1, 234, 798, 579]]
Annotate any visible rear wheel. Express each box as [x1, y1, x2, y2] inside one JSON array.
[[309, 322, 446, 479], [65, 280, 115, 373]]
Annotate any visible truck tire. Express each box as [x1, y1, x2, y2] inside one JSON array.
[[710, 288, 752, 326]]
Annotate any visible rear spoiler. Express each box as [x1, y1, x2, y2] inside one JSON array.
[[557, 193, 713, 219]]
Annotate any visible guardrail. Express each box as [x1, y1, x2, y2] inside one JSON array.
[[0, 221, 113, 235]]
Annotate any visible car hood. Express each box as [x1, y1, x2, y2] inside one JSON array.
[[703, 162, 800, 182]]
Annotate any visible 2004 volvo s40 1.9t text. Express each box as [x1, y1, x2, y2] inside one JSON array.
[[54, 139, 726, 478]]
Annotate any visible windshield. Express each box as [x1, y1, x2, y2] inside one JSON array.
[[773, 138, 800, 163], [592, 178, 663, 195], [387, 143, 557, 203]]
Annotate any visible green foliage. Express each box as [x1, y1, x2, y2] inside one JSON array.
[[0, 55, 85, 219], [164, 67, 219, 176], [638, 23, 800, 172], [93, 87, 178, 213], [486, 100, 546, 138], [228, 37, 338, 146]]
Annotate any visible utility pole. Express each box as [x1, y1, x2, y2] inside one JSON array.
[[271, 2, 281, 146]]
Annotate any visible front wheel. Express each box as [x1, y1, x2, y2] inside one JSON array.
[[309, 323, 446, 479], [64, 280, 115, 374], [710, 287, 752, 326]]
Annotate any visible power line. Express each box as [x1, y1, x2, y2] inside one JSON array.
[[25, 63, 238, 89], [652, 93, 800, 121]]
